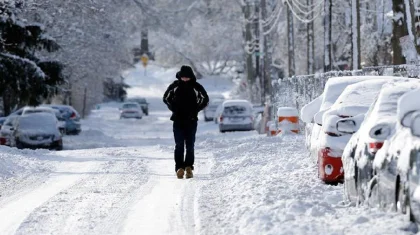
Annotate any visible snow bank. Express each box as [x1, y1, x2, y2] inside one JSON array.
[[198, 133, 411, 234]]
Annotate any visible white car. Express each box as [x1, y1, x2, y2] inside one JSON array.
[[341, 80, 419, 204], [22, 106, 66, 133], [304, 76, 393, 163], [120, 102, 144, 119], [218, 100, 254, 133], [317, 79, 401, 184], [11, 113, 63, 150], [370, 89, 420, 215]]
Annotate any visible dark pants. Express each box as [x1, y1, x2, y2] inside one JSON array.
[[173, 121, 197, 172]]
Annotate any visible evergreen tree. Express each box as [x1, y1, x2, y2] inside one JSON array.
[[0, 4, 65, 115]]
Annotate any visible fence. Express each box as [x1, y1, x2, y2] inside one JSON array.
[[270, 64, 418, 113]]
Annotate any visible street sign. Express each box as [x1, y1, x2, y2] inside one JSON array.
[[141, 54, 149, 67]]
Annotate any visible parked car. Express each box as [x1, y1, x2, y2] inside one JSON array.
[[127, 97, 149, 115], [22, 106, 66, 134], [204, 99, 224, 122], [120, 102, 144, 119], [10, 113, 63, 150], [305, 76, 390, 163], [341, 81, 419, 204], [218, 100, 254, 133], [370, 89, 420, 219], [41, 105, 82, 135], [0, 115, 18, 146], [317, 79, 395, 184]]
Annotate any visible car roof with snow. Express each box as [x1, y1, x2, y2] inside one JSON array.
[[222, 100, 252, 107], [397, 88, 420, 122], [365, 80, 420, 126], [329, 78, 409, 117], [319, 76, 405, 112]]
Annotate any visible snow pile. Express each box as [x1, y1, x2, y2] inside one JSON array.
[[197, 133, 412, 234]]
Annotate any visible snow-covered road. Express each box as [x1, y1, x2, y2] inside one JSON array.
[[0, 64, 416, 234]]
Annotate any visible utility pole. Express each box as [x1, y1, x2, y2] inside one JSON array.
[[351, 0, 361, 69], [254, 1, 260, 80], [261, 0, 272, 102]]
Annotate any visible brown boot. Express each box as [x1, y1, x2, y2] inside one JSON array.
[[176, 168, 184, 179], [185, 167, 193, 179]]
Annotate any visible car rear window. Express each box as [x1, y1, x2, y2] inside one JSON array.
[[123, 104, 138, 109], [223, 106, 249, 116], [19, 115, 56, 131]]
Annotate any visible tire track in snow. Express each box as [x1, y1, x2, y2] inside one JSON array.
[[0, 161, 97, 235], [13, 149, 148, 235]]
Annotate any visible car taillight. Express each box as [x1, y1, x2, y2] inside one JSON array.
[[0, 137, 5, 145], [70, 112, 77, 119], [368, 142, 384, 154], [220, 116, 224, 122], [325, 131, 341, 137]]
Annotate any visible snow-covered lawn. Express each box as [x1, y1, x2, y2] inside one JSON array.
[[0, 63, 416, 234]]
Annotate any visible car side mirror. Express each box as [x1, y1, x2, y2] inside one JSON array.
[[401, 110, 417, 127], [411, 113, 420, 137], [336, 119, 357, 134]]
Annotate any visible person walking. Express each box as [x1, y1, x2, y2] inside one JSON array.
[[163, 65, 209, 179]]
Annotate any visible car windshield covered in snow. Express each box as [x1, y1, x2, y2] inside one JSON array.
[[18, 114, 57, 132], [122, 103, 139, 109]]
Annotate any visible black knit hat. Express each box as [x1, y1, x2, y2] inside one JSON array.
[[176, 65, 196, 81]]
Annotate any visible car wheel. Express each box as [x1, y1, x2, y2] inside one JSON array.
[[396, 180, 407, 214], [16, 140, 23, 149], [366, 176, 378, 207], [356, 168, 365, 206]]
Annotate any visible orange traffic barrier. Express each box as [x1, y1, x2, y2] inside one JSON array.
[[277, 107, 299, 134]]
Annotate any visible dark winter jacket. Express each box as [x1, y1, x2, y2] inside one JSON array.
[[163, 66, 209, 122]]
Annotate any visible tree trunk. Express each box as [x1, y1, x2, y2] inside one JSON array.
[[307, 0, 315, 74], [392, 0, 407, 65], [324, 0, 332, 71], [287, 3, 295, 76]]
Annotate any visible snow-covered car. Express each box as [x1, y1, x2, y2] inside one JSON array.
[[126, 97, 149, 115], [370, 89, 420, 218], [0, 115, 19, 146], [318, 79, 394, 184], [218, 100, 254, 133], [204, 98, 224, 122], [22, 106, 66, 134], [341, 81, 419, 204], [301, 95, 322, 149], [305, 76, 390, 162], [11, 113, 63, 150], [120, 102, 144, 119], [41, 104, 82, 135]]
